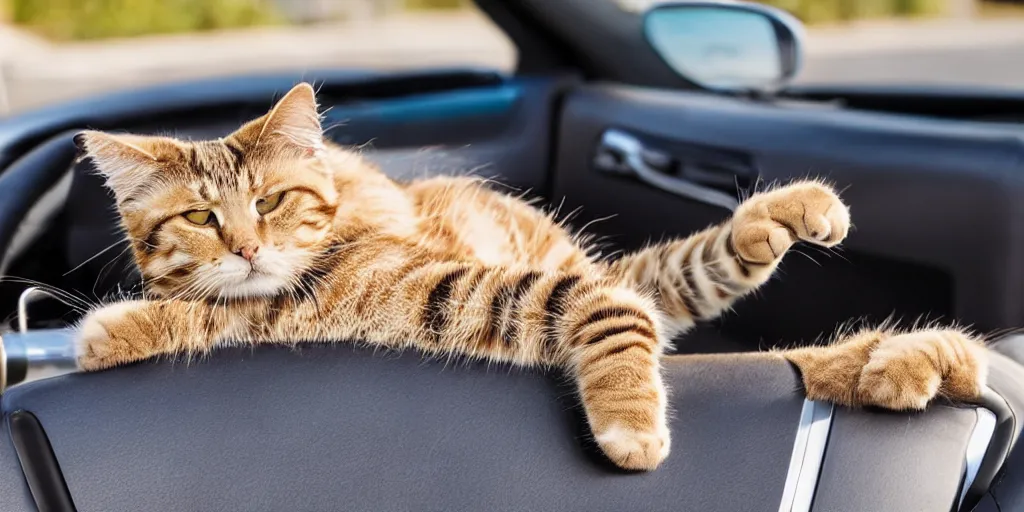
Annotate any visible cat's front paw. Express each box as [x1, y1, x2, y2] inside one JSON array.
[[732, 181, 850, 265], [856, 330, 987, 410], [595, 424, 671, 471], [790, 327, 987, 411], [76, 301, 152, 371]]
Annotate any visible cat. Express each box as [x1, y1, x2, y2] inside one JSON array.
[[74, 82, 988, 471]]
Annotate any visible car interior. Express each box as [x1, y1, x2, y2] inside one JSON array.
[[3, 1, 1024, 511]]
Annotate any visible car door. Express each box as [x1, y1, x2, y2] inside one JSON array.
[[551, 84, 1024, 353], [485, 0, 1024, 353]]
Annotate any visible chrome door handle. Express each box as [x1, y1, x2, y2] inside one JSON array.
[[598, 129, 740, 211]]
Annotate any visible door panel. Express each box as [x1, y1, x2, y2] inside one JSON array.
[[552, 84, 1024, 350], [783, 85, 1024, 123]]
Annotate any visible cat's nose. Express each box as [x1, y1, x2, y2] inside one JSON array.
[[236, 245, 260, 262]]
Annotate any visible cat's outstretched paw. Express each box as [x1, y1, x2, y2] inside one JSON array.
[[595, 424, 671, 471], [731, 181, 850, 265], [786, 328, 987, 410], [76, 301, 151, 371]]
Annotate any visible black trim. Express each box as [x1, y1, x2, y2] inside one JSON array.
[[8, 410, 76, 512], [0, 131, 80, 264], [478, 0, 691, 88], [474, 0, 575, 76], [781, 85, 1024, 121], [962, 388, 1020, 511]]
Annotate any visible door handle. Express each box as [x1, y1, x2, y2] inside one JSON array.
[[597, 129, 739, 211]]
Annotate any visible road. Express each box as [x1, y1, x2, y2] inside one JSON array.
[[799, 19, 1024, 87], [2, 15, 1024, 114], [802, 44, 1024, 87]]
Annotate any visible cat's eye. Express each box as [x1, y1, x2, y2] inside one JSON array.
[[255, 191, 285, 215], [183, 210, 213, 226]]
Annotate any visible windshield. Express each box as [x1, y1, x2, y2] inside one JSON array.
[[0, 0, 515, 116], [619, 0, 1024, 88], [4, 0, 1023, 116]]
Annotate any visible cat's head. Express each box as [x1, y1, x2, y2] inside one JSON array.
[[77, 83, 341, 300]]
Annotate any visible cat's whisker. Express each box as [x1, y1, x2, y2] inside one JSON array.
[[91, 245, 136, 298], [64, 239, 130, 276], [0, 276, 95, 313], [791, 248, 822, 267]]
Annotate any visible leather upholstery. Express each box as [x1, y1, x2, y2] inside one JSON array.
[[1, 347, 806, 512], [1, 344, 1022, 511], [0, 419, 33, 511]]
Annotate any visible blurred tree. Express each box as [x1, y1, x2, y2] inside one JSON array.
[[756, 0, 947, 22], [403, 0, 468, 9], [6, 0, 282, 40], [895, 0, 947, 15]]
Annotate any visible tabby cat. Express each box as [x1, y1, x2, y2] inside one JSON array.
[[74, 82, 988, 471]]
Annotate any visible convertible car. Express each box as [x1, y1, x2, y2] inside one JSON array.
[[2, 1, 1024, 511]]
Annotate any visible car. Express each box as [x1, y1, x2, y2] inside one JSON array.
[[1, 1, 1023, 511]]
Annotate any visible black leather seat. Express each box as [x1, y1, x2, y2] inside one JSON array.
[[2, 343, 1023, 512], [990, 335, 1024, 366]]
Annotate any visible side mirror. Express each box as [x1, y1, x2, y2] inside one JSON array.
[[643, 1, 805, 94]]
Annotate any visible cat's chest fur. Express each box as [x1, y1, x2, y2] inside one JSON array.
[[399, 177, 585, 271]]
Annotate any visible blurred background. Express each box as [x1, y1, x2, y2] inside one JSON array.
[[0, 0, 1022, 115]]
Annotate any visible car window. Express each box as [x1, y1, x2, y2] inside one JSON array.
[[618, 0, 1024, 89], [0, 0, 515, 115]]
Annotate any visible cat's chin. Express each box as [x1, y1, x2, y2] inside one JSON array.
[[218, 274, 289, 299]]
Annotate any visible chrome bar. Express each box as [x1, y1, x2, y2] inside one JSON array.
[[0, 328, 78, 393], [18, 286, 59, 334], [959, 406, 997, 509], [778, 399, 835, 512]]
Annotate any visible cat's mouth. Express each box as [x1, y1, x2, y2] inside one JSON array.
[[222, 270, 288, 298], [243, 259, 277, 280]]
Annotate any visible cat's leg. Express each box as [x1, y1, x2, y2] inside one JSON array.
[[318, 249, 671, 471], [76, 299, 223, 371], [567, 293, 669, 471], [607, 180, 849, 336], [782, 326, 987, 409]]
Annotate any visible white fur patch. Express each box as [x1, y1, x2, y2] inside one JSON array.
[[540, 240, 577, 270], [200, 246, 303, 298], [595, 424, 671, 461], [220, 274, 290, 298], [463, 212, 509, 266]]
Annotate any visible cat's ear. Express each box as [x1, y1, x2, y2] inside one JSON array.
[[230, 82, 324, 156], [74, 130, 182, 203]]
